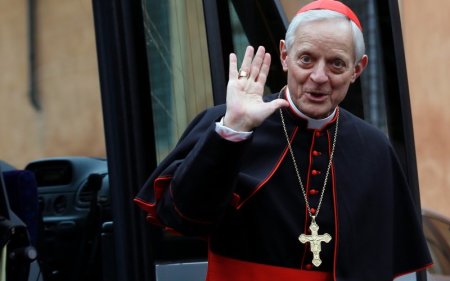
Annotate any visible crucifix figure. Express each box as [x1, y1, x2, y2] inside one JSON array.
[[299, 216, 332, 267]]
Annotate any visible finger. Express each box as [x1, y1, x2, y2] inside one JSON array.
[[229, 53, 238, 80], [249, 46, 266, 81], [239, 46, 254, 76], [255, 53, 271, 84], [262, 98, 290, 116], [270, 98, 289, 110]]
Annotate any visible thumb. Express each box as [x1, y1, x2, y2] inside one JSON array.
[[268, 98, 289, 111], [259, 98, 290, 119]]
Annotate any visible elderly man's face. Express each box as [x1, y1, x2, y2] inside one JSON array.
[[280, 18, 367, 119]]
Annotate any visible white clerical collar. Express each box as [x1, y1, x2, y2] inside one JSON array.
[[286, 87, 337, 130]]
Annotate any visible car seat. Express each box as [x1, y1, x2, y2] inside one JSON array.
[[1, 165, 41, 281]]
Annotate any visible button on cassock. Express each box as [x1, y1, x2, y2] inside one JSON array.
[[304, 264, 313, 270], [309, 189, 318, 195]]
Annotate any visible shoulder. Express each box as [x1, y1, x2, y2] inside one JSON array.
[[178, 104, 226, 138], [336, 109, 403, 176], [338, 108, 392, 150], [193, 104, 226, 124]]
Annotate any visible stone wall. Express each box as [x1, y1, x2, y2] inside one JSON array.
[[0, 0, 105, 169], [401, 0, 450, 216]]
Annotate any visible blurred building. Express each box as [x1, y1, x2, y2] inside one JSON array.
[[0, 0, 105, 168], [401, 0, 450, 218]]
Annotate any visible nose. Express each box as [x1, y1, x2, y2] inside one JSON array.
[[310, 61, 328, 84]]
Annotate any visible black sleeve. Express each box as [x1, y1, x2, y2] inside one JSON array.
[[157, 124, 251, 235], [134, 106, 252, 236]]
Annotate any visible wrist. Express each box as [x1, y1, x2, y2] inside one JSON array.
[[223, 114, 253, 132]]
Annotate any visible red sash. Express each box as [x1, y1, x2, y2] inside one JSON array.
[[207, 250, 333, 281]]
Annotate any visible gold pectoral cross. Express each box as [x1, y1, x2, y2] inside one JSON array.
[[299, 216, 332, 267]]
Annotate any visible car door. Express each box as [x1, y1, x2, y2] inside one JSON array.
[[92, 0, 427, 280]]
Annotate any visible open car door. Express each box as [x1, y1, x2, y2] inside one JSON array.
[[91, 0, 426, 280]]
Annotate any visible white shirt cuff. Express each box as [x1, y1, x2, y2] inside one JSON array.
[[215, 117, 253, 142]]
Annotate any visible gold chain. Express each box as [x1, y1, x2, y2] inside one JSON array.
[[279, 108, 339, 219]]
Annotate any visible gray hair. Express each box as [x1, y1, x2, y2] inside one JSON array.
[[285, 10, 365, 63]]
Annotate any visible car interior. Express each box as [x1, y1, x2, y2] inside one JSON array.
[[1, 156, 210, 281], [1, 157, 110, 281]]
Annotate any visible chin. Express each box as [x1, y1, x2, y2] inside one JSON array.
[[297, 100, 333, 119], [303, 109, 332, 119]]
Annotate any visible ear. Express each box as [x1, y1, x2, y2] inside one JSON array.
[[351, 55, 368, 83], [279, 40, 288, 72]]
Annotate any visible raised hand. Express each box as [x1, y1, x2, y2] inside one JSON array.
[[223, 46, 289, 132]]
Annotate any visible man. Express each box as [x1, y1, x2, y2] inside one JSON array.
[[135, 1, 432, 280]]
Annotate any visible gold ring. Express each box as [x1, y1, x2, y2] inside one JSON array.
[[238, 70, 249, 79]]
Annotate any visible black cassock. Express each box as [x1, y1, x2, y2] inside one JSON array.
[[135, 91, 432, 281]]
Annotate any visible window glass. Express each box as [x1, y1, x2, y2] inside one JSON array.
[[227, 0, 286, 94], [228, 1, 249, 66], [142, 0, 213, 163]]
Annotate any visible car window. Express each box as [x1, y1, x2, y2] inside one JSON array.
[[142, 0, 214, 163]]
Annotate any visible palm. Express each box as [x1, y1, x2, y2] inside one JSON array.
[[224, 46, 288, 132]]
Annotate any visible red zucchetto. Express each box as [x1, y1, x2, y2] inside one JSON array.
[[297, 0, 362, 31]]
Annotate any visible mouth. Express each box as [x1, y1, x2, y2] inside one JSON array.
[[304, 90, 330, 101]]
